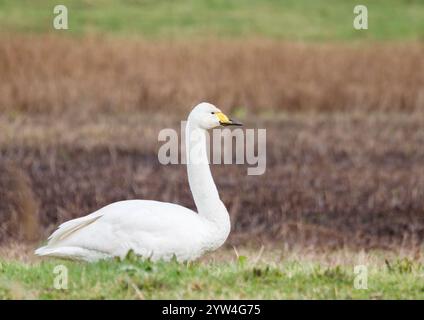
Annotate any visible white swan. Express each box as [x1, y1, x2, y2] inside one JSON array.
[[35, 102, 242, 262]]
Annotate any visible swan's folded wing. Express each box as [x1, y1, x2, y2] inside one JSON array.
[[46, 212, 104, 245]]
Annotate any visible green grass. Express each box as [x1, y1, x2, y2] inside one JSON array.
[[1, 253, 423, 299], [0, 0, 423, 40]]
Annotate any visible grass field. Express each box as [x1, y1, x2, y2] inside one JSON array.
[[0, 0, 423, 40], [1, 248, 423, 299]]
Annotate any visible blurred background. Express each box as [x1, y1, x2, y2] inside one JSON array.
[[1, 0, 424, 253]]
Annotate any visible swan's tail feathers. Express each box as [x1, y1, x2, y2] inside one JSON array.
[[46, 213, 103, 246], [34, 246, 60, 257], [35, 246, 107, 262], [34, 212, 105, 261]]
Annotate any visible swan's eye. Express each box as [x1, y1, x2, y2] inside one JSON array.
[[211, 112, 215, 115]]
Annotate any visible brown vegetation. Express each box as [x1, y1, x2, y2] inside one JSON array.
[[0, 35, 423, 115], [0, 163, 40, 242]]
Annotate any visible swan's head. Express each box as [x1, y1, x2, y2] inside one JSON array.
[[189, 102, 242, 130]]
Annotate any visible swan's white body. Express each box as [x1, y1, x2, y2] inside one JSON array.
[[35, 103, 238, 262]]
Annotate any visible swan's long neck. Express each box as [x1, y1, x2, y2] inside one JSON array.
[[185, 120, 230, 229]]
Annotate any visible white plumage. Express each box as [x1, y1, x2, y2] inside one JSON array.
[[35, 103, 241, 262]]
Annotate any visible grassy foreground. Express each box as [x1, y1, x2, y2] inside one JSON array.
[[0, 0, 423, 40], [0, 251, 423, 299]]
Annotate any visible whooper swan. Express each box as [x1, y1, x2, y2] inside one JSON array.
[[35, 102, 242, 262]]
